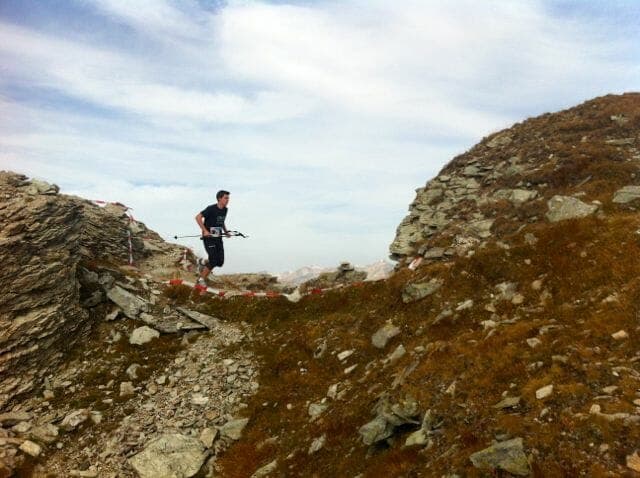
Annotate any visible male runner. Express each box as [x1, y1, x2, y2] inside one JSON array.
[[195, 190, 230, 286]]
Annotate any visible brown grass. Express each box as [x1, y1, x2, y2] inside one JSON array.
[[200, 204, 640, 476]]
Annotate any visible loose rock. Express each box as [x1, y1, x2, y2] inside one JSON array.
[[19, 440, 42, 457], [129, 326, 160, 345], [402, 279, 443, 303], [469, 437, 530, 476], [536, 384, 553, 400], [371, 323, 401, 349], [220, 418, 249, 440]]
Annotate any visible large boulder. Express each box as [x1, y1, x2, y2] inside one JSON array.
[[545, 195, 598, 222], [128, 433, 208, 478], [469, 437, 530, 476]]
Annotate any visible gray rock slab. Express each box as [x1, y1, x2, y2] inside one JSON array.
[[422, 247, 446, 259], [493, 396, 521, 410], [25, 179, 59, 195], [487, 133, 512, 148], [176, 308, 220, 330], [467, 218, 495, 238], [106, 285, 147, 319], [19, 440, 42, 457], [606, 137, 635, 146], [359, 396, 421, 446], [139, 313, 205, 334], [405, 428, 429, 447]]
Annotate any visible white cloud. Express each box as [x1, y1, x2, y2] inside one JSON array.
[[84, 0, 206, 39], [215, 1, 636, 126], [0, 21, 314, 124], [1, 0, 639, 272]]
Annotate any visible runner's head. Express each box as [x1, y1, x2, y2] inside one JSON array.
[[216, 190, 230, 208]]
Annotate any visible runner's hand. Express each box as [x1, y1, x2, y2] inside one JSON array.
[[202, 230, 211, 237]]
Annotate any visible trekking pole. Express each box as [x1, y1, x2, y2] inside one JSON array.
[[172, 231, 249, 240], [226, 230, 249, 238]]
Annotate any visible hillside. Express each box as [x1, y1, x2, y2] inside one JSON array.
[[209, 92, 640, 477], [1, 92, 640, 477]]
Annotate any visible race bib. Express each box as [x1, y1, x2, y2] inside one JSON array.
[[209, 226, 224, 237]]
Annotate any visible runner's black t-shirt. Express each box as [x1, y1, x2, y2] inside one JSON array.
[[201, 204, 227, 231]]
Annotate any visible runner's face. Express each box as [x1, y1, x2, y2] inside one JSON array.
[[218, 194, 230, 207]]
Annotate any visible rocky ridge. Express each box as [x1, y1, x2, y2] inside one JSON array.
[[390, 93, 640, 263]]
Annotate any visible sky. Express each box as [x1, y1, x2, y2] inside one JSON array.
[[0, 1, 639, 273]]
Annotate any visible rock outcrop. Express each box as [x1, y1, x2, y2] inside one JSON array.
[[0, 171, 189, 409], [390, 93, 640, 262]]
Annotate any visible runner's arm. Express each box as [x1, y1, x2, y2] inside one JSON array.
[[195, 213, 210, 236]]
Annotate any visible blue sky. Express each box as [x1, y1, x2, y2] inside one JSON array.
[[1, 1, 639, 273]]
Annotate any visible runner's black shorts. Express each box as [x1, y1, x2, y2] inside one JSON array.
[[203, 236, 224, 268]]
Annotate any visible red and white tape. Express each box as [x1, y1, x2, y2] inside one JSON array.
[[165, 279, 365, 301]]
